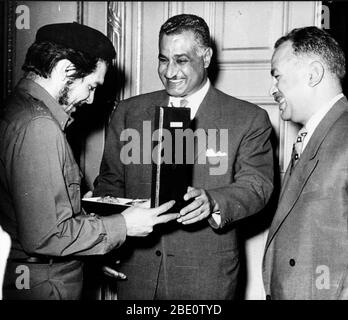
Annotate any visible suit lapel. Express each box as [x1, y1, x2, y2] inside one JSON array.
[[265, 97, 348, 251], [266, 158, 319, 249], [192, 86, 221, 161], [145, 91, 169, 117]]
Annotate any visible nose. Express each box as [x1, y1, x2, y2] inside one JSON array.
[[269, 80, 278, 97], [165, 60, 178, 79]]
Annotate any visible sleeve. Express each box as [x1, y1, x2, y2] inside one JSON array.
[[8, 117, 127, 256], [93, 102, 127, 197], [207, 109, 274, 229]]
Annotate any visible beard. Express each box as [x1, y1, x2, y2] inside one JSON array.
[[58, 80, 84, 115], [58, 79, 73, 107]]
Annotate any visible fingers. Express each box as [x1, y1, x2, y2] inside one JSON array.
[[155, 213, 180, 225], [152, 200, 178, 224], [183, 187, 202, 201], [178, 208, 211, 225], [102, 266, 127, 280], [180, 197, 204, 216], [178, 188, 212, 225], [152, 200, 176, 216], [133, 199, 151, 208], [187, 186, 194, 193], [83, 190, 93, 198]]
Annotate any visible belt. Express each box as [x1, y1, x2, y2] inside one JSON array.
[[11, 256, 76, 264]]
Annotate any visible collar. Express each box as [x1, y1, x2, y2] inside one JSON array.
[[168, 79, 210, 120], [302, 93, 344, 150], [17, 78, 73, 131]]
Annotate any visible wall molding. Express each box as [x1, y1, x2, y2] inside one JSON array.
[[6, 1, 16, 97], [135, 1, 142, 96], [77, 1, 84, 24], [241, 96, 278, 106], [314, 1, 322, 27], [167, 1, 183, 18], [108, 1, 126, 100], [218, 61, 270, 70], [204, 1, 216, 38]]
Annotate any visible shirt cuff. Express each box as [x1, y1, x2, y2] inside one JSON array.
[[208, 210, 221, 229], [100, 214, 127, 251], [212, 211, 221, 224]]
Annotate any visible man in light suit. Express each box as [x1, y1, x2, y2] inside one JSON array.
[[94, 14, 274, 299], [263, 26, 348, 300]]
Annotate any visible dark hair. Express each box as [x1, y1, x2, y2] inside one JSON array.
[[22, 41, 104, 79], [275, 26, 346, 80], [159, 14, 211, 48]]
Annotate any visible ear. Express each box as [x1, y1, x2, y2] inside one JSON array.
[[203, 47, 213, 69], [308, 60, 324, 87], [53, 59, 76, 82]]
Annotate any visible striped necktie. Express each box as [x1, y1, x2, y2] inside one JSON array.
[[179, 99, 189, 108], [290, 127, 308, 175]]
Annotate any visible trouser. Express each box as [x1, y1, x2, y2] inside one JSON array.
[[117, 249, 241, 300], [153, 254, 240, 300], [3, 259, 83, 300]]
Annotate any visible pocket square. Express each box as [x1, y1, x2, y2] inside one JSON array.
[[206, 148, 227, 157]]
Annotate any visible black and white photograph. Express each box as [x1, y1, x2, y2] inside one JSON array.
[[1, 0, 348, 310]]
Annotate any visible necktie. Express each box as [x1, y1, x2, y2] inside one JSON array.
[[179, 99, 189, 108], [290, 127, 308, 175]]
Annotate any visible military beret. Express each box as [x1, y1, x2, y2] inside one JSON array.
[[36, 22, 116, 61]]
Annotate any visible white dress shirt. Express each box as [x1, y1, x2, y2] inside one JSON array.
[[168, 79, 210, 120]]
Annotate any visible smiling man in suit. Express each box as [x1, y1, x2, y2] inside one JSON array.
[[93, 14, 274, 299], [263, 26, 348, 300]]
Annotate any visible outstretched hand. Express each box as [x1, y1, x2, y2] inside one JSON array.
[[121, 200, 177, 237], [177, 187, 217, 225]]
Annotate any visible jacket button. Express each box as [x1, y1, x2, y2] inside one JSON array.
[[266, 294, 271, 300], [155, 250, 161, 256], [289, 259, 295, 266]]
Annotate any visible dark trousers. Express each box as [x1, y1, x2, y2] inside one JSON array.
[[117, 249, 240, 300], [3, 260, 83, 300]]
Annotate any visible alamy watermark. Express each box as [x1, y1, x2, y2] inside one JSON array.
[[15, 265, 30, 290], [15, 5, 30, 30], [322, 5, 330, 30], [119, 121, 229, 176], [315, 265, 330, 290]]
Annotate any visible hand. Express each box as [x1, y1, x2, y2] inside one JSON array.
[[83, 190, 93, 198], [121, 200, 177, 237], [102, 260, 126, 280], [177, 187, 217, 225], [132, 199, 151, 209], [0, 227, 11, 300]]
